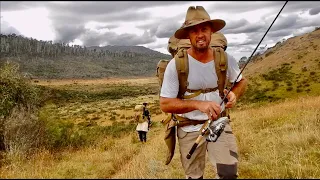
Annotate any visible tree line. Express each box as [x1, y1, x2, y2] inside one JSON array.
[[0, 33, 149, 59]]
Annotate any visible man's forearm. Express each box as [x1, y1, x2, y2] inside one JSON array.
[[230, 77, 248, 99], [160, 97, 199, 114]]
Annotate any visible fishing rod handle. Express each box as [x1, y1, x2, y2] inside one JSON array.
[[186, 134, 203, 159]]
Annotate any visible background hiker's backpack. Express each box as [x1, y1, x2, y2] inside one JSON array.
[[156, 32, 229, 99], [134, 104, 147, 123]]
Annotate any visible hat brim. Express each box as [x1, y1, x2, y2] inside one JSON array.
[[174, 19, 226, 39]]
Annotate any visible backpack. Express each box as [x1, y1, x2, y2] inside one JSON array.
[[134, 104, 147, 123], [156, 32, 229, 99]]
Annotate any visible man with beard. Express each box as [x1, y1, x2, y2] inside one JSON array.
[[160, 6, 247, 179]]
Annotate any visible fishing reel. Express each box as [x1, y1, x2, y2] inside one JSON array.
[[205, 117, 229, 142]]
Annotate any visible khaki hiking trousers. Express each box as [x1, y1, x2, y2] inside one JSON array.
[[177, 123, 238, 179]]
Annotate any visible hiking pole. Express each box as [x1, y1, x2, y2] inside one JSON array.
[[186, 1, 288, 160]]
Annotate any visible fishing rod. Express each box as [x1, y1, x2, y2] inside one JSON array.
[[220, 1, 288, 106], [186, 1, 288, 159]]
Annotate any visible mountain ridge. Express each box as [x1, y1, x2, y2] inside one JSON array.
[[0, 33, 171, 79]]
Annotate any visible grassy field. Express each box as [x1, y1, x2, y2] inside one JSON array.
[[1, 77, 319, 179]]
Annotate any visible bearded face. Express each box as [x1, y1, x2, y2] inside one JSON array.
[[187, 22, 212, 53]]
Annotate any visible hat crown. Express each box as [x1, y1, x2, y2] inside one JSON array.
[[174, 5, 226, 39], [185, 6, 210, 25]]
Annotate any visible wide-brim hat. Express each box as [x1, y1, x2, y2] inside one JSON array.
[[174, 6, 226, 39]]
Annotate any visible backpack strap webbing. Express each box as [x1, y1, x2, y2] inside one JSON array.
[[213, 47, 228, 99], [183, 87, 218, 99], [175, 49, 189, 99]]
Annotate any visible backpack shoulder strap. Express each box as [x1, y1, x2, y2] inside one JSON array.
[[213, 47, 228, 99], [175, 49, 189, 99]]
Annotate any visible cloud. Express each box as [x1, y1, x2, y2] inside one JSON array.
[[225, 9, 319, 48], [268, 29, 293, 38], [154, 22, 181, 38], [207, 1, 284, 13], [136, 14, 184, 39], [258, 2, 320, 16], [309, 6, 320, 15], [221, 19, 264, 34], [1, 1, 188, 13], [292, 26, 316, 36], [145, 42, 168, 49], [54, 25, 86, 43], [80, 30, 156, 47], [270, 14, 298, 31], [46, 1, 188, 23], [285, 1, 320, 12], [1, 1, 189, 44], [0, 19, 21, 35], [0, 1, 47, 12], [96, 24, 119, 30]]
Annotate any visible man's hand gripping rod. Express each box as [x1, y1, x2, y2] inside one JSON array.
[[186, 1, 288, 159]]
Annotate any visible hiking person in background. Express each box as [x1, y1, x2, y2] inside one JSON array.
[[143, 102, 152, 130], [134, 104, 149, 142], [160, 6, 248, 179]]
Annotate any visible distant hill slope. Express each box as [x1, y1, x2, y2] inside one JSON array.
[[0, 34, 171, 79], [238, 28, 320, 104], [87, 45, 167, 57]]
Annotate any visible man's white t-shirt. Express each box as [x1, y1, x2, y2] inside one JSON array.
[[160, 53, 242, 132]]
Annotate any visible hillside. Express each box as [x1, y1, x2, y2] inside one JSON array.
[[0, 34, 171, 79], [238, 28, 320, 104], [245, 28, 320, 76]]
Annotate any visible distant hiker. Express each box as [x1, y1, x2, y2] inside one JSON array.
[[134, 104, 149, 142], [142, 102, 152, 130], [159, 6, 248, 179]]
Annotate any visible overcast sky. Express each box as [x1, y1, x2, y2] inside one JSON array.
[[1, 1, 320, 60]]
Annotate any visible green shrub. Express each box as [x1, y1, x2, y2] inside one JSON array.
[[4, 106, 46, 156], [109, 116, 116, 121], [261, 65, 294, 81], [281, 63, 290, 66], [0, 62, 42, 118], [265, 51, 274, 57], [101, 122, 136, 138], [286, 81, 293, 86], [0, 62, 47, 154], [286, 87, 293, 91]]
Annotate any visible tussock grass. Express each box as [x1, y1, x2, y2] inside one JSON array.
[[0, 133, 142, 178], [233, 95, 320, 178]]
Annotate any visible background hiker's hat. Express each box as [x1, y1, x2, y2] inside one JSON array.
[[174, 6, 226, 39], [134, 104, 144, 111]]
